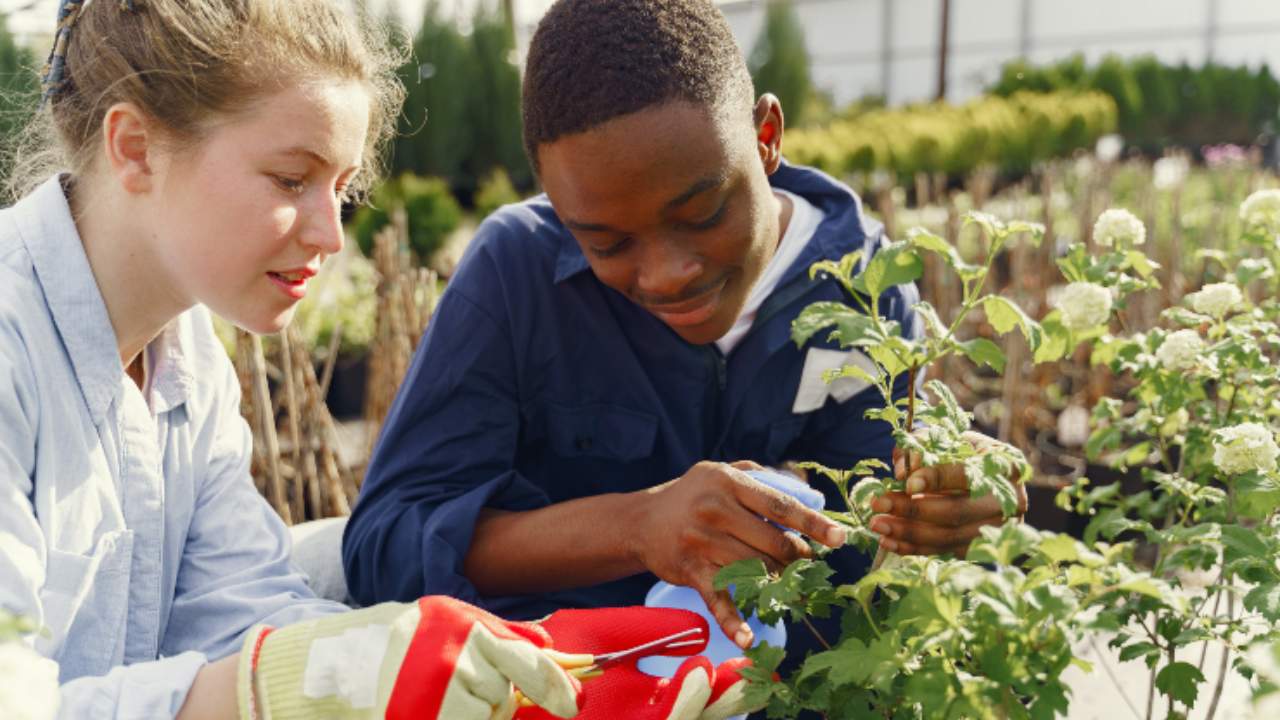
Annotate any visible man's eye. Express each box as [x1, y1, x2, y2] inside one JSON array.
[[689, 203, 727, 231], [590, 237, 631, 258]]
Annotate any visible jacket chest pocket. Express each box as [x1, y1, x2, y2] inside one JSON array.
[[40, 529, 134, 681], [545, 403, 658, 463]]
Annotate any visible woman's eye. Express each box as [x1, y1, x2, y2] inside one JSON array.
[[273, 175, 305, 194]]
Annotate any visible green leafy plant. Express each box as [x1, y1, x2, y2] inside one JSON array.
[[717, 195, 1280, 718], [350, 172, 462, 263]]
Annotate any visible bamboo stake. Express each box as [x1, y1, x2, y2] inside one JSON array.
[[248, 334, 290, 524]]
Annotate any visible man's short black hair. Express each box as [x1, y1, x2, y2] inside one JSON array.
[[521, 0, 755, 170]]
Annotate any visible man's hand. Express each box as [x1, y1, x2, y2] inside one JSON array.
[[868, 431, 1028, 557], [632, 461, 846, 648]]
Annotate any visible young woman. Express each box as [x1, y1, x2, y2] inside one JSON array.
[[0, 1, 752, 718]]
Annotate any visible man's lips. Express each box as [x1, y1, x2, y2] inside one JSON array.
[[642, 276, 729, 327]]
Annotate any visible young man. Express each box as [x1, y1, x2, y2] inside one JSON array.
[[344, 0, 1023, 684]]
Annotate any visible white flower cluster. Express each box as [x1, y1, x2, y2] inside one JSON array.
[[0, 643, 59, 720], [1056, 282, 1112, 331], [1187, 282, 1243, 318], [1093, 208, 1146, 248], [1155, 329, 1204, 371], [1213, 422, 1280, 476], [1240, 188, 1280, 238]]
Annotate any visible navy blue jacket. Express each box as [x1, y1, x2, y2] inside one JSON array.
[[343, 163, 921, 661]]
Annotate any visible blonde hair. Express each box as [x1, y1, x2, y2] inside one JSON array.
[[6, 0, 405, 202]]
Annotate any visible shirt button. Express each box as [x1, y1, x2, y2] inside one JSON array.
[[575, 436, 593, 451]]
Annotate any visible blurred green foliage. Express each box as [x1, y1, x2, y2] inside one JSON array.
[[391, 1, 528, 199], [350, 173, 462, 262], [0, 13, 39, 186], [749, 0, 814, 129], [785, 91, 1117, 180], [474, 167, 520, 220], [991, 54, 1280, 153]]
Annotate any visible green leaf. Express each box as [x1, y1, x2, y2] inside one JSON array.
[[1034, 312, 1071, 363], [906, 227, 983, 280], [1118, 641, 1160, 663], [959, 337, 1007, 373], [963, 452, 1022, 518], [715, 558, 769, 592], [1236, 473, 1280, 519], [967, 521, 1039, 565], [791, 302, 881, 349], [854, 240, 924, 300], [1038, 533, 1081, 564], [1245, 584, 1280, 622], [983, 295, 1044, 351], [1155, 661, 1205, 707], [1220, 525, 1270, 564], [1125, 250, 1159, 278]]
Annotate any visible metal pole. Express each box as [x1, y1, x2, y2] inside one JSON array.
[[880, 0, 894, 101], [1019, 0, 1033, 58], [1205, 0, 1219, 62], [936, 0, 951, 102]]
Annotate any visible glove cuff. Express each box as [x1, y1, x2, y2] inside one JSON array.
[[237, 624, 274, 720]]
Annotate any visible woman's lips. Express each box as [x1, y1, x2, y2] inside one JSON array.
[[267, 271, 308, 300]]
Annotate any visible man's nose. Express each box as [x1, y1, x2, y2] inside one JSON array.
[[635, 239, 704, 302]]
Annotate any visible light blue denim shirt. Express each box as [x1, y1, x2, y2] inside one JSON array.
[[0, 176, 347, 718]]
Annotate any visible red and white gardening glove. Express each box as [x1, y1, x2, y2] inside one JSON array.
[[237, 596, 583, 719], [514, 607, 758, 720]]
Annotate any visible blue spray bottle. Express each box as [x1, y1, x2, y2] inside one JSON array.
[[638, 468, 826, 716]]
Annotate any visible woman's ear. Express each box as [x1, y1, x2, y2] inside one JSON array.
[[101, 102, 157, 195], [753, 94, 785, 175]]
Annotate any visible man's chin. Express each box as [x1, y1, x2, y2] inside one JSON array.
[[668, 316, 734, 346]]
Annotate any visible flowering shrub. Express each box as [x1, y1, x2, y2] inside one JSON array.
[[718, 191, 1280, 718]]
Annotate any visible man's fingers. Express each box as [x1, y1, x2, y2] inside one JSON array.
[[724, 505, 813, 567], [870, 514, 1005, 556], [870, 491, 1006, 528], [696, 580, 751, 649], [903, 463, 970, 494], [728, 460, 766, 472], [729, 469, 845, 548], [707, 533, 788, 575], [893, 448, 923, 479]]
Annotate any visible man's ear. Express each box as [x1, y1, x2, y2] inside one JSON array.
[[101, 102, 157, 195], [753, 94, 785, 175]]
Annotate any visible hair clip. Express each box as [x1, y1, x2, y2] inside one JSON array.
[[40, 0, 86, 103]]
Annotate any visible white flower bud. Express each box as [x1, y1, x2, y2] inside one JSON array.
[[1240, 189, 1280, 238], [1187, 282, 1243, 318], [1155, 329, 1204, 371], [0, 643, 59, 720], [1093, 208, 1146, 248], [1055, 282, 1112, 332], [1213, 422, 1280, 476]]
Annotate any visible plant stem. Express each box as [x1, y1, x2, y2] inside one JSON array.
[[1145, 660, 1156, 720], [1203, 590, 1236, 720], [802, 616, 833, 651], [1088, 635, 1144, 720]]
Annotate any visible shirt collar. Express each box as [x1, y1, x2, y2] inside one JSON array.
[[145, 317, 196, 415], [553, 231, 592, 284], [14, 175, 194, 423]]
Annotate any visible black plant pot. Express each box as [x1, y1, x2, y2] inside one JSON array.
[[324, 353, 369, 420]]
